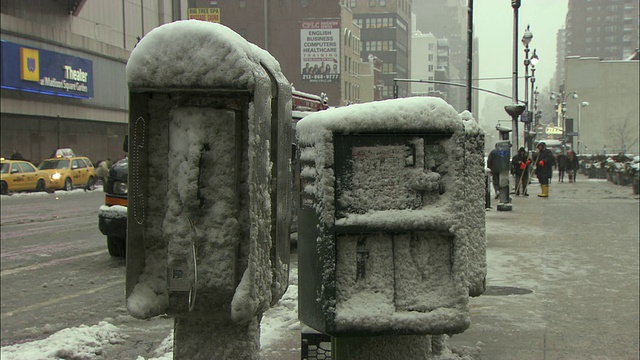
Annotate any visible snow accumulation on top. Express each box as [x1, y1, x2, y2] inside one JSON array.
[[126, 20, 283, 90], [296, 97, 481, 145]]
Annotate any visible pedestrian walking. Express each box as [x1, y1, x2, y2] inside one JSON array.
[[487, 145, 503, 199], [565, 150, 579, 182], [535, 142, 555, 197], [512, 147, 531, 196], [557, 153, 567, 182]]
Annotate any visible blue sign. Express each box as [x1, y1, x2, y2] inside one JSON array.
[[1, 41, 93, 99]]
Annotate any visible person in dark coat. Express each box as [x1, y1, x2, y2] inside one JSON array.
[[565, 150, 580, 182], [511, 147, 531, 196], [535, 142, 555, 197], [556, 153, 567, 182], [10, 149, 25, 160], [487, 145, 503, 199]]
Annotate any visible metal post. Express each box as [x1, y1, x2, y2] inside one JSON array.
[[511, 0, 521, 152], [577, 102, 588, 154], [467, 0, 474, 112]]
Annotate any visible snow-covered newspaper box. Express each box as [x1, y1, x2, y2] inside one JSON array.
[[124, 20, 292, 358], [296, 97, 486, 338]]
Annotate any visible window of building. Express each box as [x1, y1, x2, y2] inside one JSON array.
[[379, 0, 386, 5], [350, 0, 357, 8], [396, 18, 407, 31], [428, 43, 434, 50], [428, 65, 434, 71], [428, 54, 434, 61], [370, 0, 376, 6], [382, 63, 394, 73]]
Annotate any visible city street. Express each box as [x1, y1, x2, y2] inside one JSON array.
[[0, 190, 172, 357], [1, 175, 639, 359]]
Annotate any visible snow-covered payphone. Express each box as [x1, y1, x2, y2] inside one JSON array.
[[296, 97, 486, 338], [124, 20, 292, 358]]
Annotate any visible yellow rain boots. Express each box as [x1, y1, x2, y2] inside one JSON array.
[[538, 184, 549, 197]]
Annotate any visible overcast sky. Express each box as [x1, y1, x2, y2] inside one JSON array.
[[474, 0, 569, 97]]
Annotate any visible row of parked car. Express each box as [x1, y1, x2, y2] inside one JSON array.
[[0, 150, 97, 195]]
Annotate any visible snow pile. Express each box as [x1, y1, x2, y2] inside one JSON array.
[[296, 97, 486, 335], [97, 204, 127, 219], [0, 321, 125, 360], [127, 20, 282, 90]]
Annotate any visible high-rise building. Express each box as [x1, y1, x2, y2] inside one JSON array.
[[555, 28, 568, 91], [412, 0, 467, 112], [556, 0, 639, 89], [195, 0, 377, 106], [349, 0, 413, 99], [565, 0, 639, 60], [410, 31, 437, 96]]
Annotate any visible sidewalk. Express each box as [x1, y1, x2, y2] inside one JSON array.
[[262, 174, 640, 360], [449, 175, 639, 359]]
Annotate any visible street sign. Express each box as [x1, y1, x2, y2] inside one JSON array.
[[566, 132, 578, 136], [520, 110, 531, 123]]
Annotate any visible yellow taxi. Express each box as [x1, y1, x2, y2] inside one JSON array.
[[38, 156, 96, 191], [1, 158, 49, 195]]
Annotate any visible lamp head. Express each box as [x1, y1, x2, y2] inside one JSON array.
[[571, 92, 578, 99], [581, 101, 589, 107], [521, 25, 533, 46], [530, 49, 539, 65]]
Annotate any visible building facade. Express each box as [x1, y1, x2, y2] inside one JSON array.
[[1, 0, 179, 164], [555, 0, 640, 91], [350, 0, 412, 99], [563, 56, 639, 155], [192, 0, 377, 106], [410, 31, 437, 96]]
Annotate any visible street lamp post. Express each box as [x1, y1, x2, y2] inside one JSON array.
[[526, 49, 539, 151], [551, 90, 578, 154], [529, 50, 538, 107], [577, 101, 589, 154], [510, 0, 522, 152], [521, 26, 533, 151], [522, 25, 533, 111]]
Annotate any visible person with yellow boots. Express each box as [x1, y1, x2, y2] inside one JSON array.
[[534, 142, 555, 197]]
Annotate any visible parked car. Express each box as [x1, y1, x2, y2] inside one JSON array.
[[38, 156, 96, 191], [98, 157, 128, 257], [1, 158, 49, 195]]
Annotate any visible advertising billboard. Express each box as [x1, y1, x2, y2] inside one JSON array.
[[300, 20, 340, 83], [187, 8, 220, 23], [1, 41, 93, 99]]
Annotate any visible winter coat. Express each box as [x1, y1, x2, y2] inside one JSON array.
[[535, 148, 555, 179], [487, 148, 504, 174], [565, 151, 579, 171], [556, 154, 567, 171], [511, 152, 531, 177]]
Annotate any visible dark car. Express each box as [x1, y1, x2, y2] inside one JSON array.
[[98, 157, 128, 257]]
